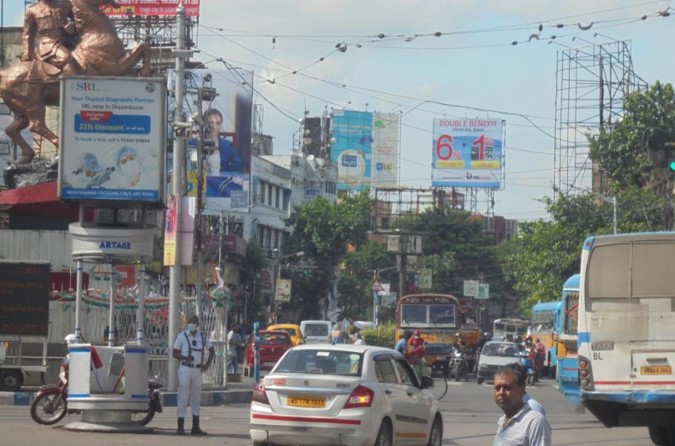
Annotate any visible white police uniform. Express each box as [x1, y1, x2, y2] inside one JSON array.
[[173, 329, 212, 418]]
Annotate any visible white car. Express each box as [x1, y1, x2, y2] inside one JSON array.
[[249, 344, 443, 446], [475, 341, 521, 384]]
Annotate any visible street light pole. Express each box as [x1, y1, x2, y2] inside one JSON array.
[[597, 194, 617, 235], [612, 196, 617, 235], [167, 1, 187, 392]]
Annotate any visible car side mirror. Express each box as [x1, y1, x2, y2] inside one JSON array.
[[420, 375, 434, 389]]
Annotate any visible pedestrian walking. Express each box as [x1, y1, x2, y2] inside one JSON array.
[[492, 365, 551, 446], [172, 315, 215, 436], [226, 324, 241, 374]]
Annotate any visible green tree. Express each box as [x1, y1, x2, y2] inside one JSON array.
[[283, 192, 374, 320], [338, 241, 393, 322], [498, 188, 668, 314], [589, 81, 675, 191], [396, 208, 496, 296], [239, 242, 270, 325], [503, 84, 675, 316]]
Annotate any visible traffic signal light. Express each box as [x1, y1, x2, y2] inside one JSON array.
[[669, 160, 675, 172]]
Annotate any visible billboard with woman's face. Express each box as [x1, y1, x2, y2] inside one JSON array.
[[58, 76, 167, 206]]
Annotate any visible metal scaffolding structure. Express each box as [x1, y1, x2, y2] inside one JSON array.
[[553, 39, 647, 195], [110, 14, 198, 51]]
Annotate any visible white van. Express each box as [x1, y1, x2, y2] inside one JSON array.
[[300, 320, 332, 344]]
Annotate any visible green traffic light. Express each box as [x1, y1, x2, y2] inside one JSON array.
[[670, 160, 675, 172]]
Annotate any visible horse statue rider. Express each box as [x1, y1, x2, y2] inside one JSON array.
[[22, 0, 79, 78], [0, 0, 152, 164]]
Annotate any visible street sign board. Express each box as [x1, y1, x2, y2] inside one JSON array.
[[476, 283, 490, 300], [463, 280, 479, 297], [275, 279, 292, 302], [418, 269, 432, 290]]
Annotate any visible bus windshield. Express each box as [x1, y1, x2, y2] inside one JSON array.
[[493, 318, 529, 341], [400, 303, 456, 326]]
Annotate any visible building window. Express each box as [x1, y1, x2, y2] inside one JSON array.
[[259, 180, 266, 204], [283, 189, 291, 211]]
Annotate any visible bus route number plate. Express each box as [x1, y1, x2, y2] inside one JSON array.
[[640, 366, 672, 375]]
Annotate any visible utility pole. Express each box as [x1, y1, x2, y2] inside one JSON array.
[[398, 234, 408, 300], [167, 1, 188, 391]]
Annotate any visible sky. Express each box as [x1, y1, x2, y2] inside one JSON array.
[[4, 0, 674, 221]]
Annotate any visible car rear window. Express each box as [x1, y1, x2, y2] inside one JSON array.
[[274, 349, 362, 376], [304, 324, 329, 336], [260, 333, 291, 345]]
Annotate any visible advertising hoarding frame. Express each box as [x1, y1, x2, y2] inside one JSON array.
[[167, 68, 254, 215], [431, 118, 505, 189], [330, 109, 401, 192], [331, 109, 373, 192], [57, 76, 167, 208]]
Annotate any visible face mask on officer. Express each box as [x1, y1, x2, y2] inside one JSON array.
[[187, 323, 197, 333]]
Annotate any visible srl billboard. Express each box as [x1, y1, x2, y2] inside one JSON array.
[[58, 77, 167, 206], [431, 118, 504, 189]]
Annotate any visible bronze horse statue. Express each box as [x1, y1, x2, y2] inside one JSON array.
[[0, 0, 152, 164]]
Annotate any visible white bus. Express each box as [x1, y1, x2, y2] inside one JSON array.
[[491, 318, 529, 342], [577, 233, 675, 446]]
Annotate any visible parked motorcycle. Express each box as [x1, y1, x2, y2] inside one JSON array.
[[29, 359, 70, 425], [451, 347, 468, 382], [30, 359, 164, 425]]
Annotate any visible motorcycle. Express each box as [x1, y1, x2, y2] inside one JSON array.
[[451, 347, 468, 382], [519, 351, 537, 386], [30, 359, 164, 425]]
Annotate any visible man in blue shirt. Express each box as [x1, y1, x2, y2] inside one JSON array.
[[395, 330, 412, 354]]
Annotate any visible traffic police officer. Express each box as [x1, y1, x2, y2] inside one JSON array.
[[172, 315, 214, 435]]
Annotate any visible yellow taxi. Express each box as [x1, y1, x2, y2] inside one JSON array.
[[266, 323, 304, 346]]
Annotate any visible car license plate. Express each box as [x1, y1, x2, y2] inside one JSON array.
[[640, 366, 672, 375], [287, 396, 326, 408], [264, 362, 276, 367]]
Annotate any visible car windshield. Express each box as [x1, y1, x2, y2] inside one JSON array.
[[482, 342, 519, 357], [274, 349, 363, 376]]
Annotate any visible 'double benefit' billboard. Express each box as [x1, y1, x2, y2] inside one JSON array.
[[58, 77, 167, 206], [431, 118, 504, 189]]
